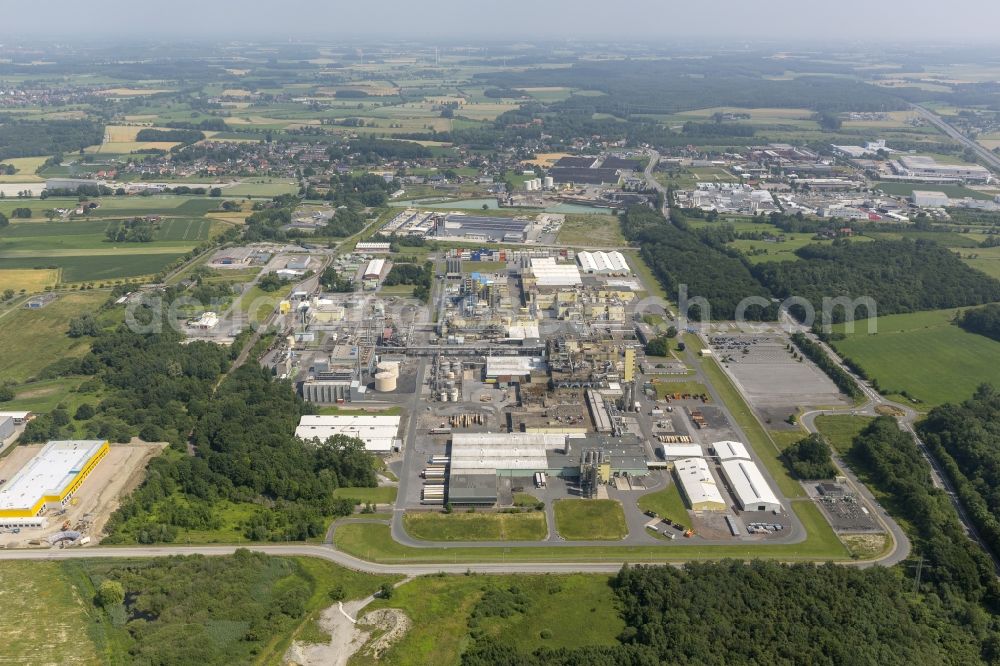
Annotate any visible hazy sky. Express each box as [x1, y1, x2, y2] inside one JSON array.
[[6, 0, 1000, 42]]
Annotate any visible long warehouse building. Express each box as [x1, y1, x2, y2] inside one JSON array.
[[720, 459, 782, 513], [295, 414, 401, 453], [0, 440, 109, 528], [673, 457, 726, 511]]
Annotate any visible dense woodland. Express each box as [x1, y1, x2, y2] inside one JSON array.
[[754, 239, 1000, 323], [620, 206, 776, 321], [27, 303, 379, 543], [465, 413, 1000, 666], [959, 303, 1000, 342], [919, 385, 1000, 563], [781, 433, 837, 480], [0, 118, 104, 160]]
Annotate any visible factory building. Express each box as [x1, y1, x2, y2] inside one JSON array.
[[894, 156, 993, 184], [0, 411, 31, 426], [585, 389, 614, 433], [659, 443, 703, 459], [436, 214, 532, 243], [446, 432, 648, 506], [577, 251, 631, 275], [712, 440, 751, 462], [484, 356, 546, 382], [720, 459, 782, 513], [911, 190, 950, 208], [673, 457, 727, 511], [527, 257, 582, 288], [0, 440, 109, 528], [363, 258, 388, 289], [294, 414, 401, 453]]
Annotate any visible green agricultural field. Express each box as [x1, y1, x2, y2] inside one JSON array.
[[0, 562, 102, 665], [223, 180, 299, 197], [357, 573, 623, 666], [557, 214, 626, 246], [875, 181, 993, 201], [0, 291, 108, 383], [815, 415, 876, 455], [0, 253, 186, 282], [553, 499, 627, 541], [403, 511, 548, 541], [332, 486, 398, 504], [960, 246, 1000, 280], [637, 483, 690, 525], [829, 308, 1000, 406]]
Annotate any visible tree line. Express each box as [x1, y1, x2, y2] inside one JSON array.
[[918, 384, 1000, 565], [958, 303, 1000, 342], [789, 332, 862, 400]]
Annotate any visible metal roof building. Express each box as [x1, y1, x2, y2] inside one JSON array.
[[295, 415, 401, 453], [720, 459, 782, 513], [530, 257, 582, 287], [577, 251, 630, 275], [712, 440, 751, 461], [673, 457, 726, 511], [485, 356, 546, 379], [660, 443, 704, 459], [0, 440, 109, 527], [364, 258, 387, 279]]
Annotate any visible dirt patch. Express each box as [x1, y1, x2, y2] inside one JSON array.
[[284, 596, 409, 666], [357, 608, 411, 660], [0, 441, 164, 548], [842, 532, 888, 558], [874, 405, 905, 417]]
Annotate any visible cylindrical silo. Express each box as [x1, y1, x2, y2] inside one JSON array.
[[375, 372, 397, 392]]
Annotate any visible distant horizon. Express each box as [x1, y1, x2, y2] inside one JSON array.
[[5, 0, 1000, 44]]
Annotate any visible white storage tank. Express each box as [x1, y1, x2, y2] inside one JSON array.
[[543, 176, 554, 189], [377, 361, 400, 377], [375, 372, 397, 392]]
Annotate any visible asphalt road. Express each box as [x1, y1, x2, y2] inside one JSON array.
[[911, 105, 1000, 173]]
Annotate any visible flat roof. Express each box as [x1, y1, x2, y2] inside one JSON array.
[[660, 444, 704, 459], [721, 459, 781, 510], [713, 440, 751, 461], [530, 257, 582, 287], [450, 432, 565, 471], [485, 356, 546, 378], [295, 415, 401, 452], [673, 457, 726, 507], [0, 440, 106, 512]]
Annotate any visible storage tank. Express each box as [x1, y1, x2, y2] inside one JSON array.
[[449, 388, 460, 402], [377, 361, 400, 377], [543, 176, 554, 189], [375, 372, 397, 392], [533, 178, 542, 190]]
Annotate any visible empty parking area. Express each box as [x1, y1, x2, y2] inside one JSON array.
[[709, 334, 848, 416]]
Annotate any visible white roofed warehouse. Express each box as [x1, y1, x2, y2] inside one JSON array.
[[577, 251, 630, 275], [295, 414, 401, 453], [673, 457, 726, 511], [0, 440, 109, 528], [712, 440, 751, 462], [720, 459, 782, 513]]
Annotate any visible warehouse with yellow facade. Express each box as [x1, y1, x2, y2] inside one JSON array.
[[0, 440, 109, 528]]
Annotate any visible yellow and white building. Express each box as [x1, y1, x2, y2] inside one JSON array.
[[0, 440, 109, 528]]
